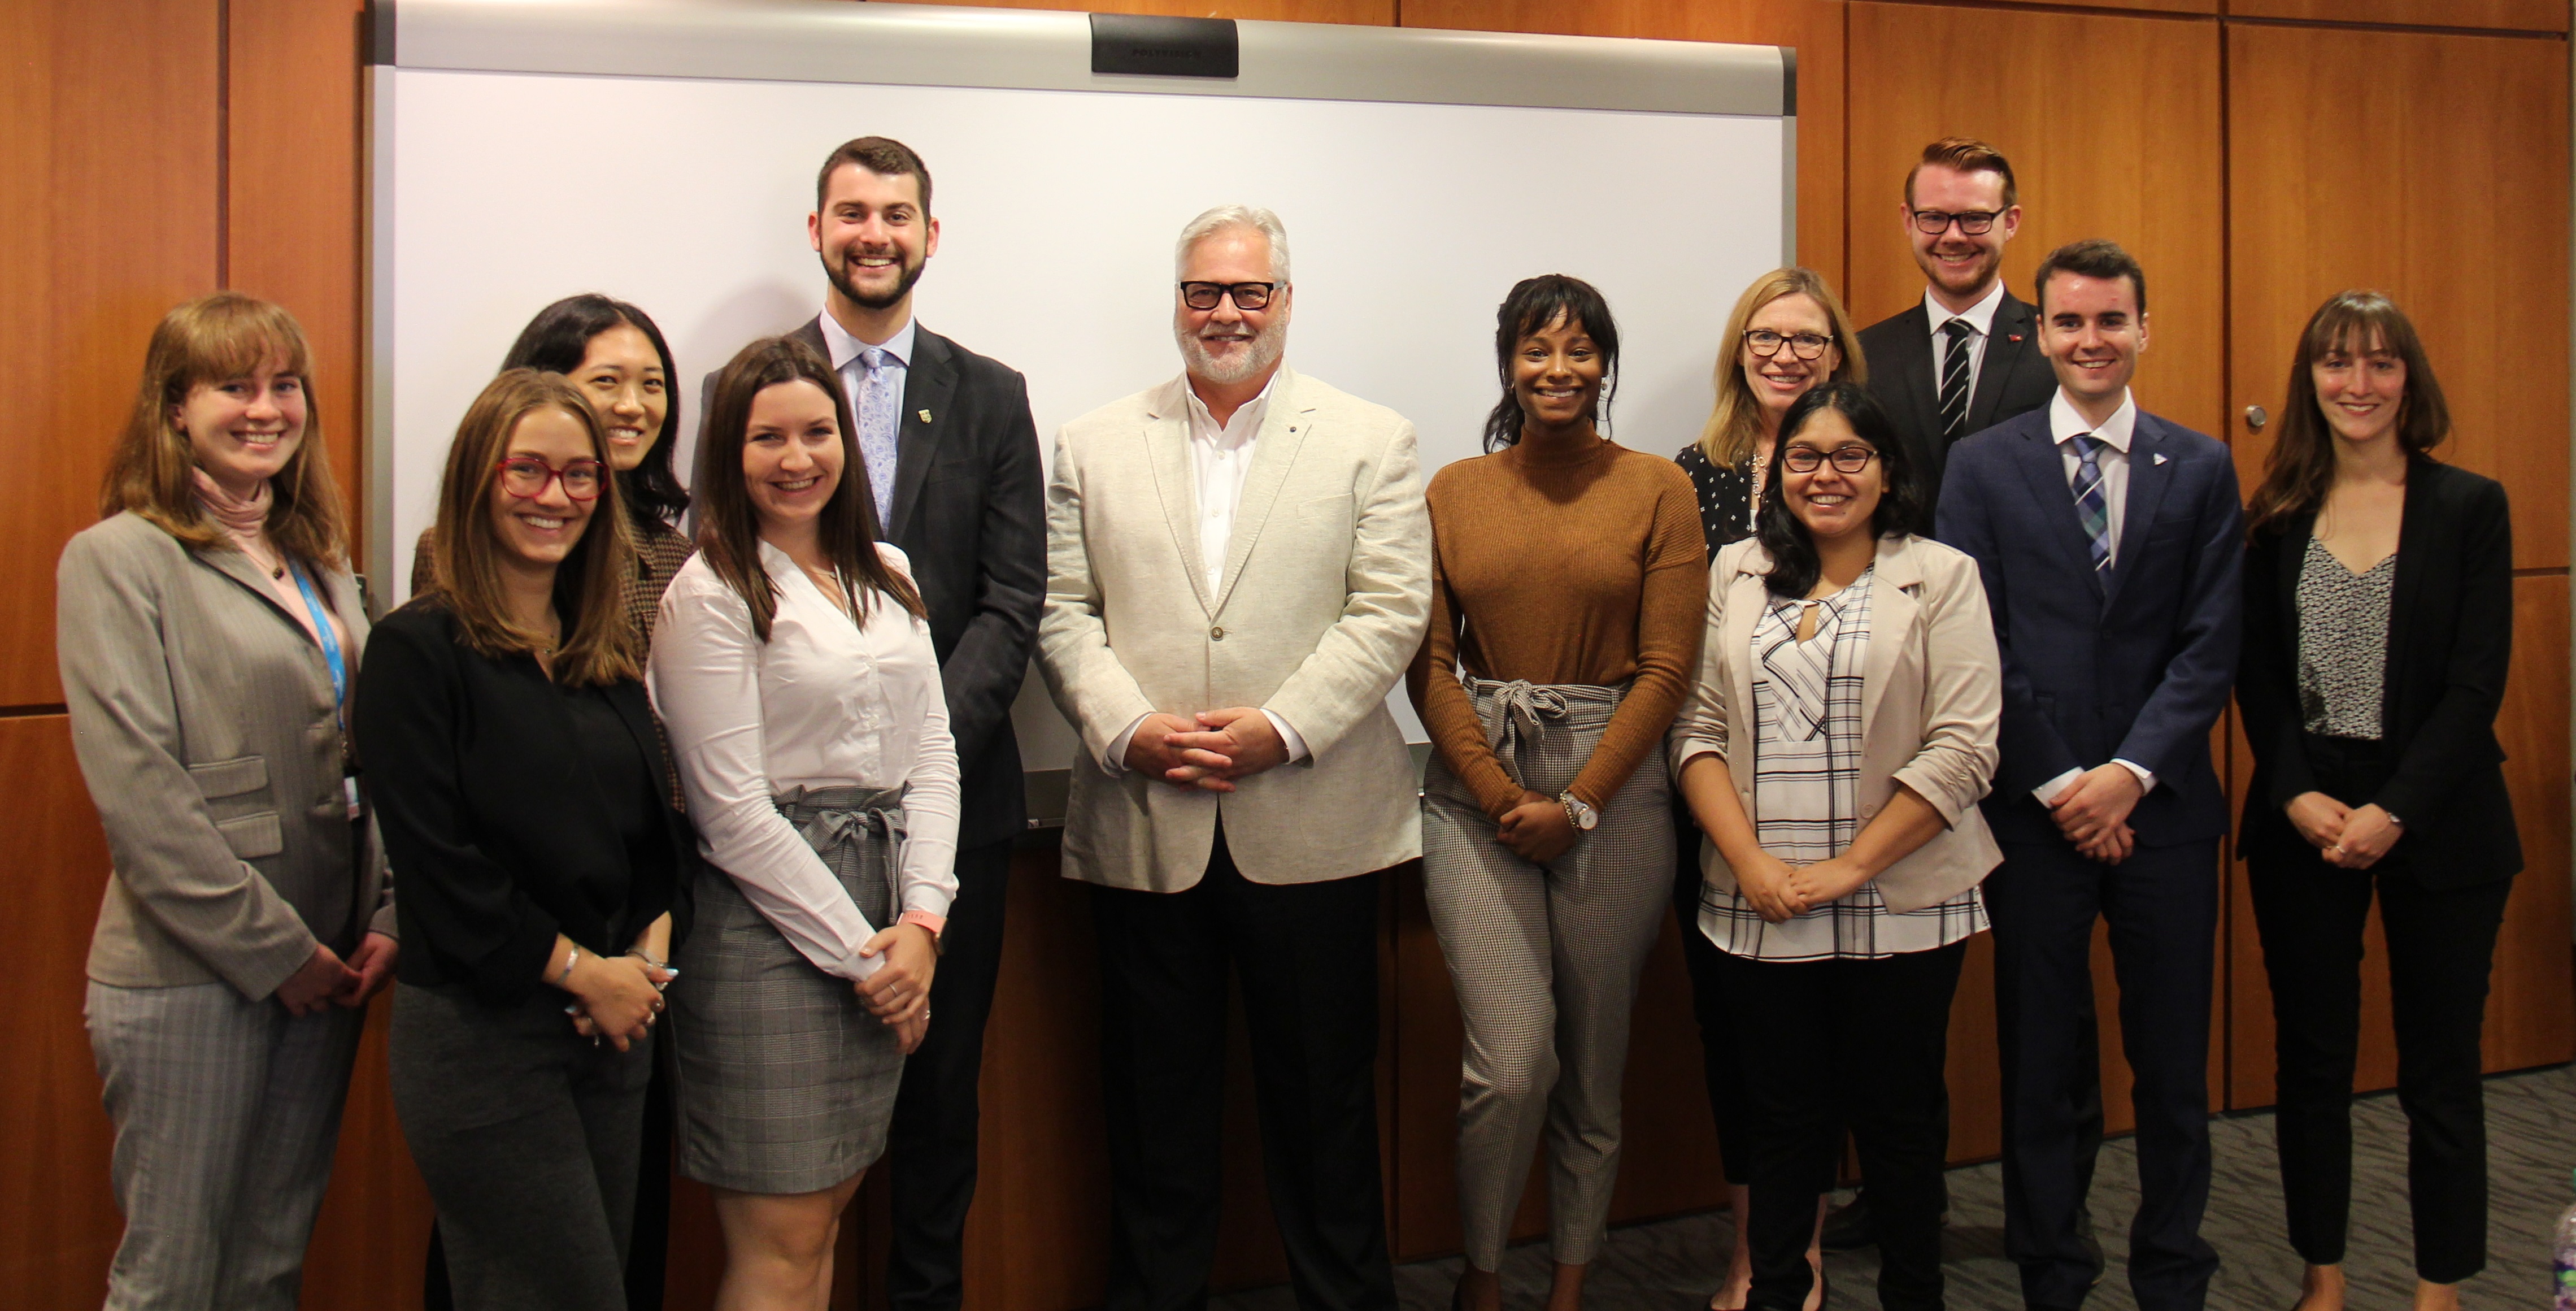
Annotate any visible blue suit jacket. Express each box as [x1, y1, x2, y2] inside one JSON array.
[[1933, 403, 2243, 848]]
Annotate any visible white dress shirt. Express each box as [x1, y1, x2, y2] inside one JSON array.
[[652, 542, 961, 980], [816, 311, 917, 506], [2034, 387, 2155, 804], [1924, 280, 2007, 406], [1100, 370, 1309, 775]]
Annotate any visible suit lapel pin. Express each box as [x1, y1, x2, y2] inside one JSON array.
[[917, 409, 933, 423], [2153, 452, 2169, 465], [2007, 333, 2025, 344]]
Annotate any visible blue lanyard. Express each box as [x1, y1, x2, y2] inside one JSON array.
[[286, 562, 347, 718]]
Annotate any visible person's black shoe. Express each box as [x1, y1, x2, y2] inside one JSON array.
[[1820, 1191, 1875, 1251]]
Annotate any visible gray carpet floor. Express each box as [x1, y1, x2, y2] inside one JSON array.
[[1215, 1065, 2575, 1311]]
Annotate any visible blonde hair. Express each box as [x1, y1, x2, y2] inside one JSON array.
[[1696, 268, 1868, 471], [101, 293, 349, 568], [423, 369, 641, 687]]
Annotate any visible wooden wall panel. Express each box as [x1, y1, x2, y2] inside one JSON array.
[[2226, 0, 2570, 33], [1396, 1, 1847, 296], [2224, 23, 2570, 568], [2227, 574, 2575, 1107], [0, 718, 121, 1304], [1847, 3, 2227, 438], [0, 0, 221, 707], [229, 0, 369, 548]]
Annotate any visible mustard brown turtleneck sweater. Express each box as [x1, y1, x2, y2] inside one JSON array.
[[1406, 436, 1707, 819]]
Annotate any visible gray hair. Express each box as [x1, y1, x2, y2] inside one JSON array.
[[1174, 205, 1291, 284]]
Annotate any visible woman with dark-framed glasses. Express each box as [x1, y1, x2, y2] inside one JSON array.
[[1673, 267, 1867, 1310], [355, 368, 694, 1310], [1670, 381, 1999, 1311]]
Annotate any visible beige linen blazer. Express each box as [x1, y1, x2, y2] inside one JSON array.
[[1038, 366, 1431, 892], [1669, 532, 2003, 913], [58, 511, 394, 997]]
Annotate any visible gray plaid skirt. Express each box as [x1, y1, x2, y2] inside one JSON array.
[[669, 785, 908, 1194]]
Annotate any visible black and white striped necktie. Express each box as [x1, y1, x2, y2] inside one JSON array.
[[1938, 318, 1977, 442]]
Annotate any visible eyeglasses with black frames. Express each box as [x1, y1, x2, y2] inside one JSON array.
[[1179, 281, 1280, 312], [1909, 208, 2001, 236], [1744, 328, 1837, 361], [494, 455, 607, 501], [1780, 445, 1880, 475]]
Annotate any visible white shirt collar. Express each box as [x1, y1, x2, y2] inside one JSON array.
[[1179, 369, 1281, 449], [1924, 280, 2007, 339], [2048, 388, 2138, 454], [815, 310, 918, 375]]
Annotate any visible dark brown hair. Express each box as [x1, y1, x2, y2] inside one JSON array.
[[502, 293, 690, 531], [691, 336, 923, 641], [1905, 137, 2017, 211], [1482, 274, 1621, 453], [2246, 290, 2451, 536], [424, 368, 641, 686], [2033, 238, 2146, 316], [815, 136, 933, 216], [102, 292, 350, 568], [1756, 383, 1929, 598]]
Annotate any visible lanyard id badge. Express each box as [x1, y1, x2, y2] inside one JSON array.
[[286, 562, 362, 819]]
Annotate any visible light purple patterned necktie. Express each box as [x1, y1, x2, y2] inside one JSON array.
[[856, 346, 900, 530]]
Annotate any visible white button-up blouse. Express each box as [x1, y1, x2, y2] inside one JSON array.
[[652, 540, 961, 980]]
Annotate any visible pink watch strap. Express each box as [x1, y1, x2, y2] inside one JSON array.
[[898, 909, 947, 937]]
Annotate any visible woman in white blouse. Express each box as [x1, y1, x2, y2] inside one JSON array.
[[652, 335, 959, 1310], [1670, 383, 2001, 1311]]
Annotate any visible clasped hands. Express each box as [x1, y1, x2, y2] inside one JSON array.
[[2285, 792, 2399, 870], [1731, 852, 1878, 923], [1125, 708, 1290, 792], [272, 930, 399, 1017], [2048, 763, 2143, 864], [854, 922, 939, 1054]]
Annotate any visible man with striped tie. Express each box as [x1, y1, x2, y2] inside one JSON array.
[[1857, 137, 2056, 501], [1934, 239, 2242, 1311]]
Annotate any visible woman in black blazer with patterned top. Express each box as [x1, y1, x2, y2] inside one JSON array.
[[2238, 292, 2517, 1311]]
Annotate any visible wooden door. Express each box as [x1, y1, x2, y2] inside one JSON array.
[[2222, 21, 2573, 1108]]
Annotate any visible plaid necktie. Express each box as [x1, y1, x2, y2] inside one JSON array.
[[855, 346, 900, 530], [1938, 318, 1976, 442], [2070, 434, 2111, 571]]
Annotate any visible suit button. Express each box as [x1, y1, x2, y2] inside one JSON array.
[[1210, 626, 1226, 641]]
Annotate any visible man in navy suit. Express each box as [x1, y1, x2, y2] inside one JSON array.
[[1935, 239, 2241, 1311]]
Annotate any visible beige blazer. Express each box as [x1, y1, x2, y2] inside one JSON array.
[[1669, 532, 2002, 913], [1038, 366, 1431, 892], [58, 511, 394, 997]]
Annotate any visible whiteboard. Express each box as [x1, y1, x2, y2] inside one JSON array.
[[369, 0, 1794, 796]]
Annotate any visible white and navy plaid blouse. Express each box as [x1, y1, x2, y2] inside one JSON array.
[[1700, 567, 1988, 962]]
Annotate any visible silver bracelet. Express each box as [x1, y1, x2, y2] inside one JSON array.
[[556, 944, 580, 987]]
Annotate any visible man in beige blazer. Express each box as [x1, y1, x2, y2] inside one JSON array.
[[1038, 205, 1428, 1311]]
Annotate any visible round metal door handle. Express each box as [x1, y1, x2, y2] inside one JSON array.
[[2244, 404, 2268, 432]]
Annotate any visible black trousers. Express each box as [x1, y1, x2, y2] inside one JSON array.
[[1718, 941, 1968, 1311], [1670, 802, 1752, 1186], [2244, 734, 2513, 1284], [886, 837, 1016, 1311], [1987, 838, 2219, 1311], [1091, 826, 1396, 1311]]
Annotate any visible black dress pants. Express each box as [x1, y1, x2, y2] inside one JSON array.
[[1091, 826, 1396, 1311], [2244, 734, 2513, 1284], [1717, 940, 1968, 1311], [1670, 803, 1753, 1187], [886, 837, 1016, 1311], [1986, 838, 2220, 1311]]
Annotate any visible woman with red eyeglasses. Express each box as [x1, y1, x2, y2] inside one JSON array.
[[354, 368, 701, 1310]]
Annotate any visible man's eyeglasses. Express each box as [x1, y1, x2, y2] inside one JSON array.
[[1910, 208, 2001, 236], [1781, 445, 1879, 475], [1744, 329, 1836, 361], [494, 455, 606, 501], [1180, 281, 1281, 312]]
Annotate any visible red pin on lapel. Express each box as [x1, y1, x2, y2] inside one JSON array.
[[2007, 333, 2025, 343]]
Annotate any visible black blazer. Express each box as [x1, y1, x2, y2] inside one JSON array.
[[788, 317, 1046, 851], [354, 602, 699, 1006], [1858, 289, 2056, 500], [2237, 461, 2520, 888], [1935, 405, 2244, 848]]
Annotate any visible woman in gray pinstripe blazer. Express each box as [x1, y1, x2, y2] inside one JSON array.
[[58, 293, 397, 1311]]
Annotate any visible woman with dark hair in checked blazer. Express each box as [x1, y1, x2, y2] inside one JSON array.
[[652, 335, 958, 1310], [1671, 381, 2001, 1311], [1407, 274, 1707, 1311]]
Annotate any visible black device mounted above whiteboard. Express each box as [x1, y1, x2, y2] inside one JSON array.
[[1089, 15, 1240, 80]]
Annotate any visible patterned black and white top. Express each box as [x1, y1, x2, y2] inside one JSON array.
[[1676, 444, 1759, 555], [2295, 533, 2396, 740], [1700, 568, 1988, 961]]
